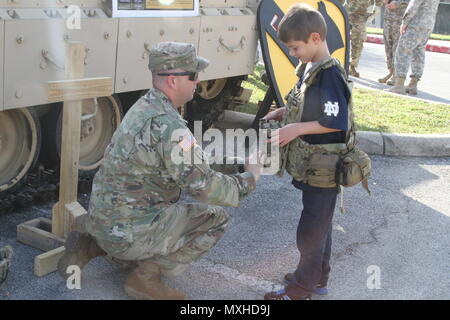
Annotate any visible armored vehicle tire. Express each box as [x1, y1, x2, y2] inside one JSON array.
[[0, 108, 41, 195], [40, 95, 123, 175], [185, 76, 245, 132]]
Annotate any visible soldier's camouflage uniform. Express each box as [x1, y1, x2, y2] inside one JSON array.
[[346, 0, 383, 69], [383, 0, 410, 72], [394, 0, 440, 79], [86, 43, 256, 277]]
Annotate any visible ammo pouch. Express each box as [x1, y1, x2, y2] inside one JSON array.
[[289, 142, 346, 188], [335, 147, 372, 192], [304, 153, 340, 188], [288, 142, 372, 193]]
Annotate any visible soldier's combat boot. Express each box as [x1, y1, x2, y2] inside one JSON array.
[[124, 261, 186, 300], [349, 65, 360, 77], [57, 231, 106, 280], [406, 75, 419, 95], [378, 69, 393, 84], [387, 77, 406, 94]]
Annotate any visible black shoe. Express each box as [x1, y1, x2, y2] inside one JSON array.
[[284, 273, 329, 295], [264, 288, 311, 300]]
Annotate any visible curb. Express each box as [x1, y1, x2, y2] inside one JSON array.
[[366, 34, 450, 54], [215, 111, 450, 158], [356, 131, 450, 157]]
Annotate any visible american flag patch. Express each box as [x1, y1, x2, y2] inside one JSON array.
[[179, 133, 197, 152]]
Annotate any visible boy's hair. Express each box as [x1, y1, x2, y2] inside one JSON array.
[[278, 3, 327, 43]]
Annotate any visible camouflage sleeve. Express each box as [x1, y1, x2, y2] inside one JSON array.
[[397, 0, 410, 9], [374, 0, 384, 7], [159, 126, 256, 207], [402, 0, 424, 26]]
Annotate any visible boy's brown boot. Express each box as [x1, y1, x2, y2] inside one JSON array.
[[378, 69, 393, 83], [406, 75, 419, 95], [124, 261, 186, 300], [387, 77, 406, 94], [349, 65, 360, 77], [57, 231, 106, 280]]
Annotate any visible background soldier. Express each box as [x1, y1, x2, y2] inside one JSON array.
[[389, 0, 440, 95], [378, 0, 410, 84], [58, 42, 264, 300], [346, 0, 384, 77]]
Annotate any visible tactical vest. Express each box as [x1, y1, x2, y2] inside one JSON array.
[[278, 58, 371, 192]]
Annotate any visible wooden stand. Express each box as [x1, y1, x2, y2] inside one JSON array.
[[16, 42, 112, 277]]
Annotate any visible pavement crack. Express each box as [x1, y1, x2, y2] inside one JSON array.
[[333, 206, 389, 264], [196, 258, 283, 294]]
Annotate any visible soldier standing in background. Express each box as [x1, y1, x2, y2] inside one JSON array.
[[347, 0, 384, 77], [389, 0, 440, 95], [378, 0, 410, 84], [57, 42, 264, 300]]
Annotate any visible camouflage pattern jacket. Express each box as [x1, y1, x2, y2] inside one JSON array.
[[346, 0, 384, 16], [384, 0, 410, 21], [87, 88, 256, 243], [402, 0, 440, 31]]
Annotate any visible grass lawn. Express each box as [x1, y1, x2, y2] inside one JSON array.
[[235, 65, 450, 134], [367, 27, 450, 42]]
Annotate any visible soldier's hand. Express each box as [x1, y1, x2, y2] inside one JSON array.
[[400, 23, 407, 35], [244, 149, 265, 182], [386, 2, 398, 9], [262, 107, 285, 122]]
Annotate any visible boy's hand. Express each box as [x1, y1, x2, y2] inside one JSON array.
[[269, 123, 301, 147], [262, 107, 285, 121]]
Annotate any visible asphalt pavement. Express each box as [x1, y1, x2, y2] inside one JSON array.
[[1, 154, 449, 300], [355, 42, 450, 105]]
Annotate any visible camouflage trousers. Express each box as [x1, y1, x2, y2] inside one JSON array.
[[394, 27, 433, 79], [95, 203, 229, 277], [349, 13, 369, 68], [383, 13, 404, 71]]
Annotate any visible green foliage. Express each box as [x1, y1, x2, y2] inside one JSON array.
[[353, 88, 450, 134]]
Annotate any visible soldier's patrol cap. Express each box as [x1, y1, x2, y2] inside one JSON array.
[[148, 42, 210, 72]]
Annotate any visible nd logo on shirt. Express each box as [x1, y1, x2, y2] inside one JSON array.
[[324, 101, 339, 117]]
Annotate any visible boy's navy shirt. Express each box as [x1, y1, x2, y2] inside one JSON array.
[[291, 63, 350, 189]]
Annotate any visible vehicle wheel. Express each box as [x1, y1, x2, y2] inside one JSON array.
[[0, 108, 41, 195], [40, 95, 123, 176], [185, 76, 245, 132]]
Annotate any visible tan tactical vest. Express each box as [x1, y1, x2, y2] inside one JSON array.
[[279, 57, 370, 192]]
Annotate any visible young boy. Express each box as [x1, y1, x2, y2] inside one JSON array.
[[263, 4, 351, 300]]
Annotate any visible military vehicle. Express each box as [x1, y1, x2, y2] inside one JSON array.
[[0, 0, 261, 200]]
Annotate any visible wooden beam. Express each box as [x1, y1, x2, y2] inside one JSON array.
[[52, 42, 85, 238], [17, 218, 65, 252], [64, 202, 87, 237], [34, 246, 65, 277], [46, 77, 112, 103]]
